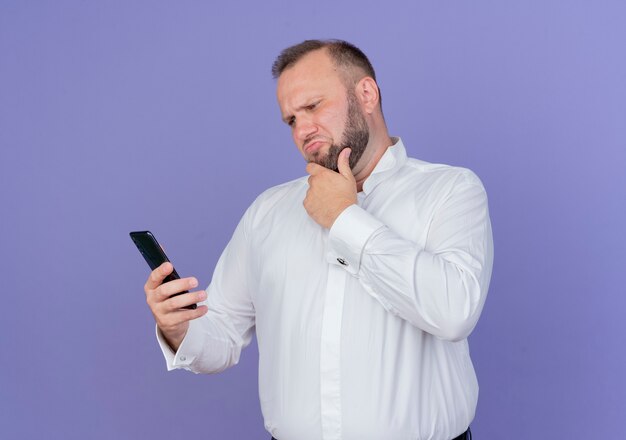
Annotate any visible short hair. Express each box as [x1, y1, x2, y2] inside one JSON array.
[[272, 39, 377, 83], [271, 39, 381, 106]]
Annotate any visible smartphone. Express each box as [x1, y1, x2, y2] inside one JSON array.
[[129, 230, 197, 310]]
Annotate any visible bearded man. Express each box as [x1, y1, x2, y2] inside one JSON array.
[[143, 39, 493, 440]]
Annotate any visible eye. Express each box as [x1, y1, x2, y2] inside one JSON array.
[[306, 101, 320, 111], [287, 116, 295, 127]]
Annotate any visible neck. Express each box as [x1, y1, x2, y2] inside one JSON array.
[[353, 131, 394, 192]]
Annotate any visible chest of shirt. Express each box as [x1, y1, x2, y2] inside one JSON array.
[[247, 172, 451, 304]]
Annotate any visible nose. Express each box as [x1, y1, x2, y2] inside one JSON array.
[[293, 115, 317, 145]]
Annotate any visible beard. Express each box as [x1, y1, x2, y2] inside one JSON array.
[[311, 91, 370, 172]]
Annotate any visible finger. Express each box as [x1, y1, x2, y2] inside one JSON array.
[[155, 277, 198, 299], [162, 305, 209, 326], [156, 305, 209, 331], [337, 148, 354, 180], [144, 262, 174, 291], [164, 288, 207, 312]]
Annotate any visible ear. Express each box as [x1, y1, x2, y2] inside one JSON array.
[[355, 77, 380, 114]]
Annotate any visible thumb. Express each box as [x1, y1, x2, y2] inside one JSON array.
[[337, 148, 354, 180]]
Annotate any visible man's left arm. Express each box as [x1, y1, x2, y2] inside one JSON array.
[[328, 177, 493, 341]]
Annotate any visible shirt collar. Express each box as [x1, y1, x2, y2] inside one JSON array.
[[361, 137, 408, 195]]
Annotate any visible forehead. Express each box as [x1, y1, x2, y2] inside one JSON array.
[[276, 49, 346, 107]]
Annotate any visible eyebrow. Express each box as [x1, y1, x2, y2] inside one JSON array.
[[281, 97, 322, 124]]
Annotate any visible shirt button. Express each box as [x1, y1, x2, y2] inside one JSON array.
[[180, 356, 186, 361], [337, 258, 348, 266]]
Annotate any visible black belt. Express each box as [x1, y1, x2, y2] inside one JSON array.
[[453, 426, 472, 440], [271, 426, 471, 440]]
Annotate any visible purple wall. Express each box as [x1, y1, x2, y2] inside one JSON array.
[[2, 1, 625, 438]]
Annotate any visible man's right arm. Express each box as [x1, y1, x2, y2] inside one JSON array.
[[145, 211, 257, 374]]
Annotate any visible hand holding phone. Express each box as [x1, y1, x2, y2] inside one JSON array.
[[130, 231, 208, 351], [130, 230, 197, 310]]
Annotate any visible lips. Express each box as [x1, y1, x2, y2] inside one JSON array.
[[304, 139, 326, 155]]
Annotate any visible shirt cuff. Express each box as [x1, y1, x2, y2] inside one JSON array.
[[327, 204, 385, 275], [155, 318, 204, 371]]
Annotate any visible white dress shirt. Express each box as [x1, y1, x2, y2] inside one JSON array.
[[158, 138, 493, 440]]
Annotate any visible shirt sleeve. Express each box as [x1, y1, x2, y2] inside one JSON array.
[[156, 210, 256, 373], [327, 174, 493, 341]]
